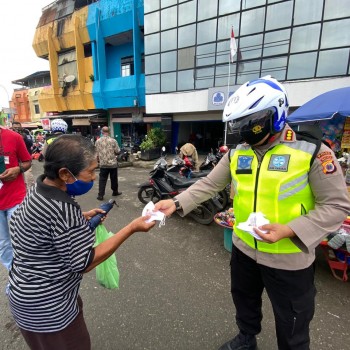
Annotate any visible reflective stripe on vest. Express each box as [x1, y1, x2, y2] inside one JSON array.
[[46, 137, 57, 145], [230, 141, 316, 254]]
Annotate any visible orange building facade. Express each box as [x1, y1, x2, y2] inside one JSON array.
[[10, 89, 31, 124]]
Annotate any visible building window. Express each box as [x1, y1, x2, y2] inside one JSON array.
[[34, 104, 40, 114], [84, 43, 92, 58], [121, 55, 145, 76], [287, 52, 317, 80], [145, 33, 160, 54], [317, 48, 350, 77], [161, 6, 177, 31], [145, 54, 160, 74], [121, 56, 134, 76], [58, 49, 77, 83]]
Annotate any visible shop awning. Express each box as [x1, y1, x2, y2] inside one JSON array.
[[46, 113, 101, 119], [20, 122, 42, 129], [72, 118, 90, 126], [287, 87, 350, 124]]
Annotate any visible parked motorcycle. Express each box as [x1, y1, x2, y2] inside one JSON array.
[[156, 150, 229, 211], [138, 157, 227, 224], [117, 148, 130, 162], [200, 145, 229, 171]]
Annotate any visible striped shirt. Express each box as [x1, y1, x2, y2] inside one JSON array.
[[8, 175, 95, 332]]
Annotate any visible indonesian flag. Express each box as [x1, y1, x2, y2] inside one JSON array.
[[230, 27, 237, 63]]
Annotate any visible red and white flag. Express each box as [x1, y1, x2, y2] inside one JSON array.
[[230, 27, 237, 63]]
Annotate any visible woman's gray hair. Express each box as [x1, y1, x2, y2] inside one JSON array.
[[44, 134, 96, 179]]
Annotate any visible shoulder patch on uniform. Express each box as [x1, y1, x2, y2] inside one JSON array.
[[317, 151, 337, 174]]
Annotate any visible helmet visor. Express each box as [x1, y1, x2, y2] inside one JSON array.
[[228, 107, 275, 134]]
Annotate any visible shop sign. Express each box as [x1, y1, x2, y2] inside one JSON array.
[[341, 118, 350, 148], [208, 87, 236, 110], [41, 118, 51, 131]]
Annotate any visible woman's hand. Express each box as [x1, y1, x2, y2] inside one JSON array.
[[129, 215, 156, 232], [154, 199, 177, 217], [83, 208, 105, 221], [253, 223, 296, 243]]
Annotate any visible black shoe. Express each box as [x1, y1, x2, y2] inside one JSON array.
[[218, 332, 257, 350], [97, 196, 104, 201], [112, 192, 122, 196]]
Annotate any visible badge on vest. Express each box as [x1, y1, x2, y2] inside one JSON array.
[[236, 156, 253, 174], [268, 155, 290, 172]]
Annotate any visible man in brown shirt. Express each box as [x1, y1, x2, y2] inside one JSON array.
[[179, 142, 199, 171], [95, 127, 122, 200], [154, 77, 350, 350]]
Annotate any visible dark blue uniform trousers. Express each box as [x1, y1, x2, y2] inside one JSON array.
[[230, 244, 316, 350]]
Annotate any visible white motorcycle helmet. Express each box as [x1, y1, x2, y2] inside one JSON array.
[[223, 75, 289, 145], [51, 118, 68, 133]]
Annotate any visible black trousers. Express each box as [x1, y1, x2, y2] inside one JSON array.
[[230, 244, 316, 350], [98, 167, 118, 197]]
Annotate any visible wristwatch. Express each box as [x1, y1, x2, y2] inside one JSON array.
[[173, 198, 182, 211], [19, 164, 25, 173]]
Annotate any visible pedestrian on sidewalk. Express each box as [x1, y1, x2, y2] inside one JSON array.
[[11, 122, 35, 189], [154, 76, 350, 350], [8, 134, 155, 350], [0, 125, 31, 271], [95, 126, 122, 200]]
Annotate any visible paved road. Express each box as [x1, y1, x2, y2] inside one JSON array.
[[0, 160, 349, 350]]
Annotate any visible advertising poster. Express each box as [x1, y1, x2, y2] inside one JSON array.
[[340, 118, 350, 149]]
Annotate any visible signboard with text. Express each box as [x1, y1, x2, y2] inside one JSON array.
[[341, 118, 350, 149]]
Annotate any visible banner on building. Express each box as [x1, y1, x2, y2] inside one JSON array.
[[341, 118, 350, 149]]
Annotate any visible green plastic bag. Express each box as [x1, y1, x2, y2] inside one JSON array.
[[94, 224, 119, 289]]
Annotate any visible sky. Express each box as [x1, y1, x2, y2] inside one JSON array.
[[0, 0, 52, 109]]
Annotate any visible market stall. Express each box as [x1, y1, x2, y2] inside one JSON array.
[[319, 220, 350, 282], [287, 86, 350, 161], [214, 208, 235, 252]]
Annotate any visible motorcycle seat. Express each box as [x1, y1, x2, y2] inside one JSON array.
[[167, 172, 198, 188]]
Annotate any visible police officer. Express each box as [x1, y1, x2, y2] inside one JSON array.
[[154, 76, 350, 350], [42, 118, 68, 158]]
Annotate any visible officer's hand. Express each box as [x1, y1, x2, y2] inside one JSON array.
[[154, 199, 176, 217], [253, 223, 295, 243]]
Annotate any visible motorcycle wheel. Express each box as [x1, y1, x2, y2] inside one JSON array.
[[211, 190, 229, 212], [188, 199, 215, 225], [137, 186, 161, 204]]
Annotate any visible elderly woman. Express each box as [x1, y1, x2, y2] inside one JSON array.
[[8, 135, 155, 350]]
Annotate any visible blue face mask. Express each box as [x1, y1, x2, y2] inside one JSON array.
[[66, 170, 94, 196]]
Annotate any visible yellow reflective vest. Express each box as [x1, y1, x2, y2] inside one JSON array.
[[230, 141, 317, 254]]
